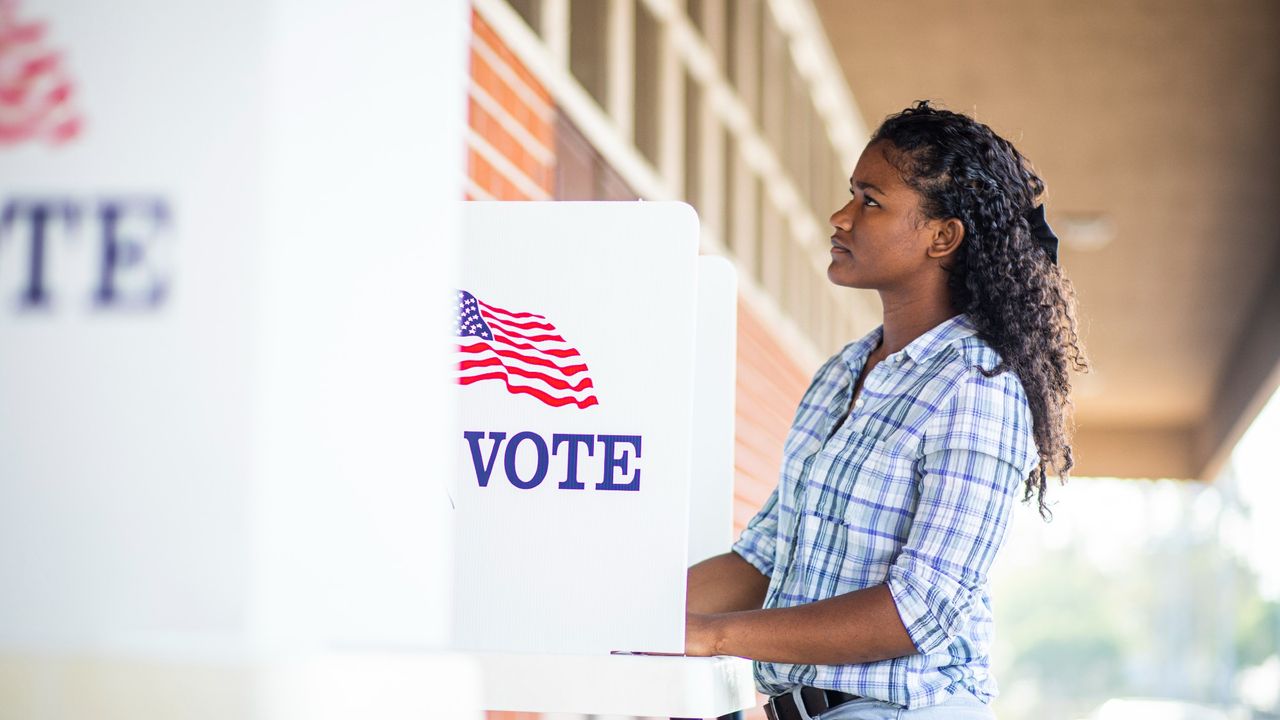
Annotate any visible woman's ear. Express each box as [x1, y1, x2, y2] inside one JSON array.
[[928, 217, 965, 259]]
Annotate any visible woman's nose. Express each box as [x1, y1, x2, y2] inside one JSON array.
[[830, 201, 854, 232]]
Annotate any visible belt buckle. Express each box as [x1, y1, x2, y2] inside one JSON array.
[[800, 685, 832, 716], [764, 694, 780, 720]]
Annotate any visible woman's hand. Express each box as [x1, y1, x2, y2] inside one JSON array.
[[684, 611, 723, 656], [618, 613, 722, 657]]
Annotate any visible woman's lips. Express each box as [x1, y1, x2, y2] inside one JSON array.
[[830, 237, 851, 254]]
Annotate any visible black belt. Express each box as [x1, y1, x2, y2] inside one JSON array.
[[764, 686, 859, 720]]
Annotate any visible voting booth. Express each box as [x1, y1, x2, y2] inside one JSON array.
[[0, 0, 479, 717], [453, 202, 754, 717]]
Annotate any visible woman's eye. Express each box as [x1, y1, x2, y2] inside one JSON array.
[[849, 188, 879, 208]]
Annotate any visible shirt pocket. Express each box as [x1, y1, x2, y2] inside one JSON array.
[[797, 431, 918, 579], [795, 508, 911, 599], [805, 430, 917, 514]]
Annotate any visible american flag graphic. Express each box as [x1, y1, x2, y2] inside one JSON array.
[[0, 0, 82, 146], [454, 289, 600, 409]]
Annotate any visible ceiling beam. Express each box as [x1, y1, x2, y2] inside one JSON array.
[[1072, 424, 1195, 480], [1194, 247, 1280, 482]]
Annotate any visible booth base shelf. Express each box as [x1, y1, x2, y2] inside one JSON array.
[[0, 651, 484, 719], [473, 652, 756, 717]]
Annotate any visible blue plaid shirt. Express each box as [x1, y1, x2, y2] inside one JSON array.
[[731, 312, 1040, 709]]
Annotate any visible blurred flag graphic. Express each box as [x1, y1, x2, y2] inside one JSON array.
[[0, 0, 82, 146]]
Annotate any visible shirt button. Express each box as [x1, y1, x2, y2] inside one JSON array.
[[855, 398, 864, 408]]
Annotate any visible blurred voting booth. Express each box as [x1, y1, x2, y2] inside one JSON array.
[[453, 202, 754, 717], [0, 0, 479, 717]]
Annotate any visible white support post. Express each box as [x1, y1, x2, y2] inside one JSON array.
[[541, 0, 569, 70], [607, 0, 635, 144], [657, 12, 684, 195], [698, 89, 724, 253]]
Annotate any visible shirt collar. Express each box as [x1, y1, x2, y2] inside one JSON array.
[[840, 313, 979, 371]]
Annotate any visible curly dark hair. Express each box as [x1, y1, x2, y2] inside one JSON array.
[[870, 100, 1090, 518]]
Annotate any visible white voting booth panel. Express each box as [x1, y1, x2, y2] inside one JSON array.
[[454, 203, 752, 716], [690, 256, 738, 566], [454, 201, 697, 656], [0, 0, 478, 717]]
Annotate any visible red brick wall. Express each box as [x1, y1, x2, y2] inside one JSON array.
[[467, 11, 555, 200], [733, 297, 810, 535]]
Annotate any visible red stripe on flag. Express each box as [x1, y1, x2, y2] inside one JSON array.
[[459, 356, 595, 392], [477, 299, 546, 321], [458, 342, 588, 375], [458, 373, 599, 409], [482, 324, 566, 343], [483, 315, 555, 332], [493, 334, 581, 358]]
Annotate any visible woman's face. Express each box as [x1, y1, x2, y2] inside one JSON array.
[[828, 140, 944, 291]]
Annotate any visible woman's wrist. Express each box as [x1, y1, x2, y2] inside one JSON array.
[[685, 611, 729, 657]]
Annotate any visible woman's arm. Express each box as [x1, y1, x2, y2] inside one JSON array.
[[685, 583, 916, 664], [687, 373, 1032, 665], [689, 485, 781, 614], [686, 551, 771, 614]]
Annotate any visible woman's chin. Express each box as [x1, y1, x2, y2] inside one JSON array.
[[827, 264, 862, 288]]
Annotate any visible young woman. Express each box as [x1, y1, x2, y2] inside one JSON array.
[[683, 101, 1089, 719]]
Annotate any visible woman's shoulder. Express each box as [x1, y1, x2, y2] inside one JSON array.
[[922, 335, 1038, 473], [926, 321, 1026, 392]]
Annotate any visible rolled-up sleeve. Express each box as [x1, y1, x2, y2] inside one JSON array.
[[886, 370, 1036, 655], [731, 485, 780, 577]]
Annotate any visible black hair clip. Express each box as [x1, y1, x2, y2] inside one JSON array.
[[1023, 204, 1059, 265]]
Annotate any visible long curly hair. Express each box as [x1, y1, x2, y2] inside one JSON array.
[[870, 100, 1090, 518]]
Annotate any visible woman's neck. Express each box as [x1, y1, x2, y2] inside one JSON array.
[[876, 286, 958, 357]]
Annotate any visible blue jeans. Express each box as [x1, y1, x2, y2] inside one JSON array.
[[810, 686, 995, 720]]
